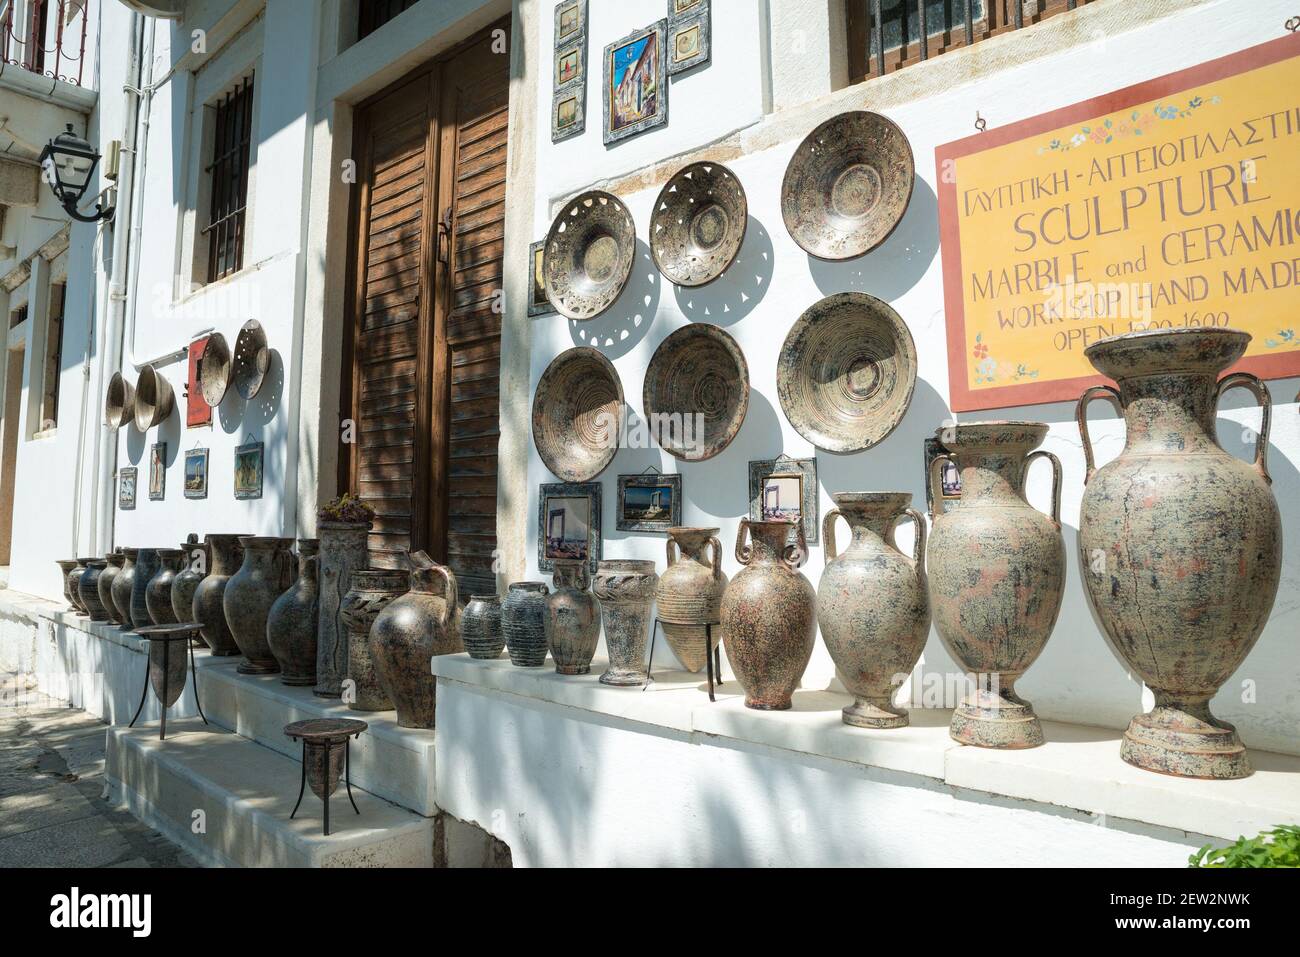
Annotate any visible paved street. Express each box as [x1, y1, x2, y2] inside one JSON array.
[[0, 685, 195, 868]]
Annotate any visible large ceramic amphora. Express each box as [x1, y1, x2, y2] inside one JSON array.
[[1077, 328, 1281, 780], [593, 560, 658, 687], [98, 553, 126, 624], [110, 551, 136, 624], [340, 568, 409, 710], [224, 536, 295, 674], [548, 560, 600, 675], [192, 535, 244, 656], [819, 493, 929, 728], [371, 561, 462, 729], [656, 527, 727, 673], [145, 549, 184, 625], [129, 549, 161, 630], [720, 519, 816, 710], [170, 539, 207, 626], [927, 422, 1065, 749], [267, 540, 321, 687]]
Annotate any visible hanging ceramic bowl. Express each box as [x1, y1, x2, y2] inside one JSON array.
[[105, 372, 135, 431], [643, 325, 749, 461], [543, 190, 636, 321], [134, 365, 175, 431], [777, 292, 916, 453], [197, 332, 233, 407], [232, 320, 270, 400], [650, 161, 748, 287], [781, 111, 914, 260], [532, 347, 624, 482]]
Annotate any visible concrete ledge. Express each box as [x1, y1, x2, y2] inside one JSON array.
[[105, 721, 434, 868], [433, 653, 1300, 844]]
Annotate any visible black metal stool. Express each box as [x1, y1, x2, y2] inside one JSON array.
[[285, 718, 367, 836], [645, 619, 723, 702], [129, 622, 208, 740]]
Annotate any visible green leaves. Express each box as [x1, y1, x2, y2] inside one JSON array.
[[1188, 825, 1300, 868]]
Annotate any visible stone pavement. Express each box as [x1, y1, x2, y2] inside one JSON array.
[[0, 685, 197, 868]]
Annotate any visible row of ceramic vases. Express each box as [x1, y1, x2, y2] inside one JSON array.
[[498, 329, 1284, 782]]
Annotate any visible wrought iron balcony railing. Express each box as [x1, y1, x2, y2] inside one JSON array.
[[0, 0, 90, 88]]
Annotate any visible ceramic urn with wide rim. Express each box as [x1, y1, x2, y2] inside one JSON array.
[[371, 562, 462, 728], [502, 582, 551, 668], [339, 568, 409, 711], [192, 535, 243, 656], [462, 595, 505, 660], [819, 493, 929, 728], [720, 519, 817, 710], [98, 553, 126, 624], [224, 537, 294, 674], [77, 560, 111, 622], [927, 422, 1065, 749], [145, 549, 185, 625], [267, 539, 321, 687], [68, 558, 93, 615], [109, 550, 137, 625], [655, 527, 726, 673], [315, 521, 371, 697], [547, 560, 600, 675], [128, 549, 162, 630], [593, 560, 658, 687], [1076, 328, 1281, 780], [170, 539, 207, 626], [56, 559, 81, 613]]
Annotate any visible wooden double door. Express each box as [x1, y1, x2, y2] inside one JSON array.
[[341, 23, 508, 597]]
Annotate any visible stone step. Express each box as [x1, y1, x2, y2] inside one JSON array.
[[105, 720, 435, 868], [192, 653, 437, 816]]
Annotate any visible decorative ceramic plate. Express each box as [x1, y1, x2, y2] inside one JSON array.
[[532, 347, 624, 482], [197, 332, 232, 407], [543, 190, 637, 321], [643, 324, 749, 461], [232, 320, 270, 400], [781, 111, 914, 260], [777, 292, 917, 453], [650, 161, 747, 287]]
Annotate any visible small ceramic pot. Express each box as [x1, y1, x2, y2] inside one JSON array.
[[371, 563, 461, 728], [548, 561, 600, 675], [339, 568, 408, 711], [145, 549, 184, 625], [462, 595, 504, 660], [192, 535, 244, 656], [77, 560, 110, 622], [267, 540, 320, 686], [502, 582, 550, 667], [594, 560, 658, 687], [98, 553, 126, 624], [129, 549, 161, 630], [224, 536, 295, 674]]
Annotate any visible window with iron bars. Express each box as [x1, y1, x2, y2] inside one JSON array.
[[848, 0, 1095, 82], [358, 0, 420, 40], [202, 75, 255, 284]]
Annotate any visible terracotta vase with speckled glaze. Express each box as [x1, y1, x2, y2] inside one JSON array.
[[224, 537, 294, 674], [371, 563, 461, 728], [145, 549, 184, 625], [192, 535, 243, 656], [170, 540, 207, 626], [547, 561, 600, 675], [819, 493, 929, 728], [339, 568, 408, 711], [593, 560, 658, 687], [267, 540, 320, 686], [927, 422, 1064, 749], [1077, 328, 1281, 780], [720, 519, 816, 710], [655, 527, 727, 672]]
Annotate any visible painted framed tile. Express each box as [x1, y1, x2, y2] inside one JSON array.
[[669, 0, 707, 20], [149, 442, 167, 501], [234, 440, 264, 500], [528, 240, 556, 317], [538, 482, 602, 573], [603, 20, 668, 145], [184, 448, 209, 500], [667, 8, 710, 74], [617, 472, 682, 532], [554, 0, 588, 47], [748, 454, 819, 545], [119, 467, 137, 511], [555, 37, 586, 90], [924, 436, 962, 515], [552, 83, 586, 143]]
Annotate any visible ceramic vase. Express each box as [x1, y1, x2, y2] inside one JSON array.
[[656, 527, 727, 672], [372, 563, 461, 728], [110, 549, 137, 626], [224, 537, 294, 674], [171, 540, 207, 625], [819, 493, 930, 728], [928, 422, 1065, 749], [720, 520, 816, 710], [462, 595, 504, 660], [68, 558, 92, 615], [1077, 328, 1281, 779], [315, 521, 371, 698], [548, 561, 600, 675], [339, 568, 408, 710], [267, 540, 320, 686], [145, 549, 184, 625], [593, 560, 658, 687], [77, 560, 110, 622], [192, 535, 243, 656], [98, 553, 125, 624], [129, 549, 161, 630], [56, 560, 80, 612], [502, 582, 550, 667]]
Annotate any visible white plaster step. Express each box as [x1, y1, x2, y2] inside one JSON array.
[[193, 652, 437, 816], [105, 720, 434, 868]]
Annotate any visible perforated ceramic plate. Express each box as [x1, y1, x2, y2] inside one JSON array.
[[543, 191, 636, 321], [650, 161, 747, 287]]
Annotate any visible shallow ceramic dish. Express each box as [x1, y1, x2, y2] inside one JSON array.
[[781, 111, 914, 260], [134, 365, 175, 431], [105, 372, 135, 430], [777, 292, 916, 453], [198, 332, 232, 407], [643, 324, 749, 461], [232, 320, 270, 400], [542, 190, 636, 321], [650, 161, 747, 287], [532, 346, 624, 482]]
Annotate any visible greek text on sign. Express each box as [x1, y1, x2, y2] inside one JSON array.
[[936, 34, 1300, 411]]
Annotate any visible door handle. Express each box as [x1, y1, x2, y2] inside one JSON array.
[[436, 206, 452, 264]]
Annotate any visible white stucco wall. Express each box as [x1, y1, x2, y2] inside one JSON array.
[[523, 0, 1300, 756]]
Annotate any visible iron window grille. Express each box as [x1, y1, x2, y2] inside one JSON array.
[[202, 75, 255, 284]]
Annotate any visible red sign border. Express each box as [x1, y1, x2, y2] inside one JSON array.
[[935, 32, 1300, 413]]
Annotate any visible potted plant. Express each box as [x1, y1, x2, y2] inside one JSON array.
[[314, 495, 376, 697]]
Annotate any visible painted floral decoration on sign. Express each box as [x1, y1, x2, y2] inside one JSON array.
[[1038, 94, 1221, 154], [971, 333, 1039, 385]]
